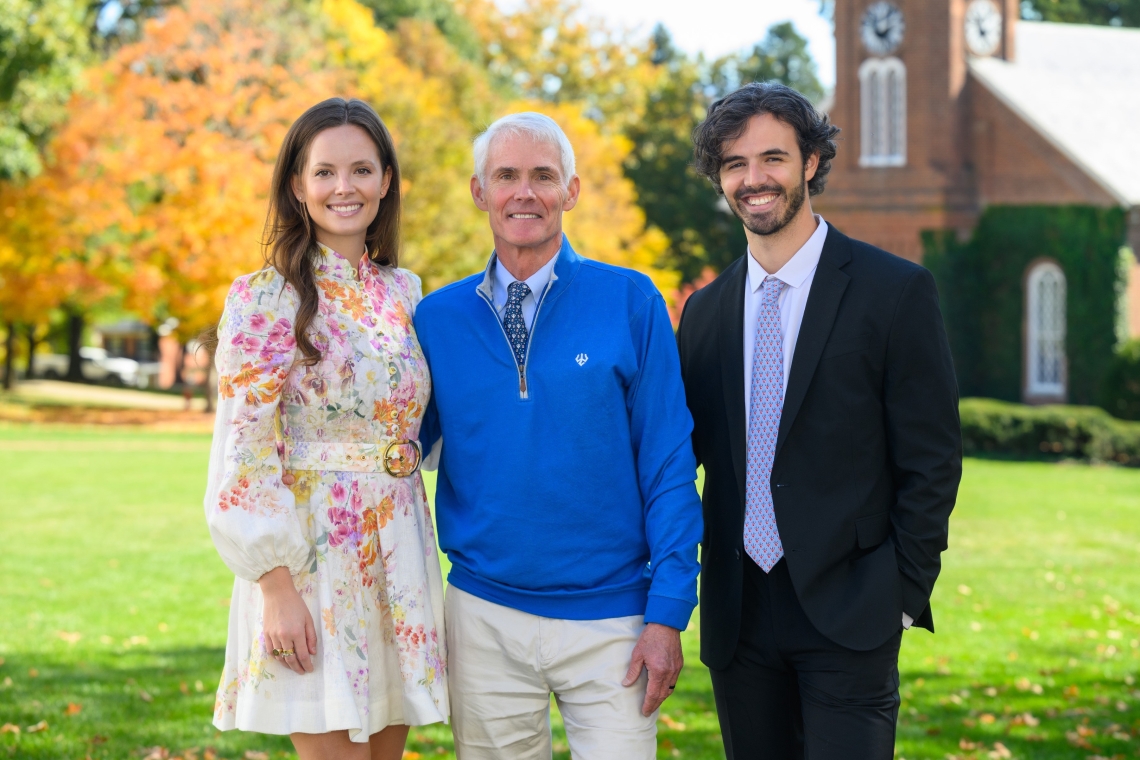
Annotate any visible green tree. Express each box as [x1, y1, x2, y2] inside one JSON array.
[[708, 22, 825, 103], [0, 0, 91, 179], [354, 0, 482, 59], [624, 25, 745, 281], [1020, 0, 1140, 26], [624, 21, 824, 282]]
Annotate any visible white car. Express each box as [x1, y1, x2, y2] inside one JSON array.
[[36, 347, 151, 387]]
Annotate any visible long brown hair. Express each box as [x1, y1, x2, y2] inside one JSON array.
[[265, 97, 402, 365]]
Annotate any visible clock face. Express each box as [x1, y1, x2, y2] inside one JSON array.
[[861, 2, 906, 56], [965, 0, 1003, 56]]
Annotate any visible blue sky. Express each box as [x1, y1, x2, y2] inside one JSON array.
[[576, 0, 837, 88]]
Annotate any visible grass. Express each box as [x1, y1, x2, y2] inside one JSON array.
[[0, 424, 1137, 759]]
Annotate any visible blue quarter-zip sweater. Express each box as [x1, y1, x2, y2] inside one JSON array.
[[414, 236, 703, 630]]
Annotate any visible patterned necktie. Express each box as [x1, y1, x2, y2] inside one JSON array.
[[744, 275, 787, 572], [504, 281, 531, 367]]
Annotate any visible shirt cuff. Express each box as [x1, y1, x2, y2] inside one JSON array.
[[644, 595, 695, 631], [902, 612, 914, 630]]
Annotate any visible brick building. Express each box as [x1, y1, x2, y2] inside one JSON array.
[[815, 0, 1140, 403]]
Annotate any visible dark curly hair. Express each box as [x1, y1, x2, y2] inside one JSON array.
[[692, 82, 840, 197]]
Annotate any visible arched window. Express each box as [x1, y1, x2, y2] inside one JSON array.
[[858, 57, 907, 167], [1025, 261, 1067, 398]]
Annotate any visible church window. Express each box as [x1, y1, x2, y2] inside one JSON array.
[[1025, 261, 1066, 398], [858, 57, 907, 167]]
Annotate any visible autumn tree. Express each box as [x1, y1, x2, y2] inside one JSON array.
[[44, 0, 341, 343]]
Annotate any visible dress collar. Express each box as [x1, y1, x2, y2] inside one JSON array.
[[315, 242, 376, 282]]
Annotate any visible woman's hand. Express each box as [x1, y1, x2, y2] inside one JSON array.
[[258, 566, 318, 674]]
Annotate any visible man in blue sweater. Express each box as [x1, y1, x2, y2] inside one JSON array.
[[413, 112, 703, 759]]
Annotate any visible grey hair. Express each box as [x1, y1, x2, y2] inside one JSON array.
[[472, 112, 576, 187]]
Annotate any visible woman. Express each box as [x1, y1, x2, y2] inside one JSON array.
[[204, 98, 447, 760]]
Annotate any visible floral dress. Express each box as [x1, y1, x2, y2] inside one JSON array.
[[204, 245, 448, 741]]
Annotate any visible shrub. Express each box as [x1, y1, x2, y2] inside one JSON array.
[[1101, 339, 1140, 421], [960, 397, 1140, 466]]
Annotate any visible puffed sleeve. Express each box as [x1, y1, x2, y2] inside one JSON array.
[[203, 269, 312, 582], [397, 267, 424, 313]]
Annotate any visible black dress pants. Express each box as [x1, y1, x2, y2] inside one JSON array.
[[710, 557, 902, 760]]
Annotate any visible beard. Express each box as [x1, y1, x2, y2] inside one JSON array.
[[728, 170, 807, 237]]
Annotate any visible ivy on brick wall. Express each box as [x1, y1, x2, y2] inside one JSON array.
[[923, 205, 1126, 405]]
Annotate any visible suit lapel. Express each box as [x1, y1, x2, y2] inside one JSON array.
[[718, 256, 749, 507], [776, 228, 852, 457]]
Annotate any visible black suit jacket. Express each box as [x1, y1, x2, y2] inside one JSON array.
[[678, 225, 962, 669]]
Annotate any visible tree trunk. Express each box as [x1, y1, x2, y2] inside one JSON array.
[[202, 343, 217, 414], [3, 322, 15, 391], [26, 324, 38, 379], [65, 311, 85, 382]]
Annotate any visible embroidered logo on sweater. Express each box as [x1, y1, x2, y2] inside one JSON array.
[[575, 353, 589, 366]]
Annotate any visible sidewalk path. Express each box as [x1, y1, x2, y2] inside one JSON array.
[[6, 380, 208, 411]]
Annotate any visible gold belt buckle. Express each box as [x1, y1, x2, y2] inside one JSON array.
[[383, 439, 422, 478]]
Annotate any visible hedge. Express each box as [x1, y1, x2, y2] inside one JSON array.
[[960, 397, 1140, 466]]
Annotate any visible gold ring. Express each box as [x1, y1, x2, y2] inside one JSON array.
[[383, 439, 422, 478], [271, 648, 295, 657]]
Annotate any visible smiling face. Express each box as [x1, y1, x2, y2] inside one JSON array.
[[719, 113, 818, 238], [471, 132, 580, 264], [292, 123, 392, 260]]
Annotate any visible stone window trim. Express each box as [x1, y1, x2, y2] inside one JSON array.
[[858, 56, 907, 168], [1023, 258, 1067, 403]]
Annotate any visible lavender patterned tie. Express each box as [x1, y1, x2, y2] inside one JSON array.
[[744, 275, 787, 572]]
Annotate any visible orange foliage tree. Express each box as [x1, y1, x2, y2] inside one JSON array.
[[43, 0, 341, 340]]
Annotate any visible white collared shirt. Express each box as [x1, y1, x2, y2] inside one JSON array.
[[493, 253, 558, 331], [743, 216, 829, 425]]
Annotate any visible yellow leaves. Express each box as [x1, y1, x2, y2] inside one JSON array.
[[64, 703, 81, 716], [25, 720, 48, 733]]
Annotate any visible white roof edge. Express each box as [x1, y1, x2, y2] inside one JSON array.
[[968, 60, 1133, 208]]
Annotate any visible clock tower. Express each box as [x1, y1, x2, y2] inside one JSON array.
[[815, 0, 1019, 261]]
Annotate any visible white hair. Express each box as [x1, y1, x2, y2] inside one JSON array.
[[472, 112, 576, 187]]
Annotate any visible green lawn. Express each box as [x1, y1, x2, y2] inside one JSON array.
[[0, 424, 1137, 759]]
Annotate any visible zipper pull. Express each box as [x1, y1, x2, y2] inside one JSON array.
[[519, 372, 527, 394]]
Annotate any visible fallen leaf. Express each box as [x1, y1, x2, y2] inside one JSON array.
[[28, 668, 38, 678], [1077, 725, 1097, 737], [140, 690, 154, 703], [1064, 684, 1080, 698], [56, 631, 82, 645], [26, 721, 48, 733], [0, 657, 4, 666], [979, 713, 996, 724], [0, 724, 19, 735], [180, 682, 189, 695], [958, 584, 973, 596], [143, 748, 170, 760], [401, 753, 421, 760], [204, 750, 217, 760], [959, 738, 980, 750], [89, 736, 108, 745], [244, 752, 268, 760], [1113, 731, 1132, 740], [65, 703, 82, 716], [660, 714, 687, 731], [925, 727, 941, 736], [988, 741, 1012, 759]]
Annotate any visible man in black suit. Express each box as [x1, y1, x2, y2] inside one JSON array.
[[677, 82, 962, 758]]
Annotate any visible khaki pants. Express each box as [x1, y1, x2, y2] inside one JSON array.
[[445, 586, 657, 759]]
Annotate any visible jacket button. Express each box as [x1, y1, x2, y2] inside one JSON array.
[[735, 548, 741, 560]]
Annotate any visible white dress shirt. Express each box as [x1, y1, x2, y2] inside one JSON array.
[[493, 252, 558, 331], [743, 215, 828, 425], [741, 215, 915, 631]]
